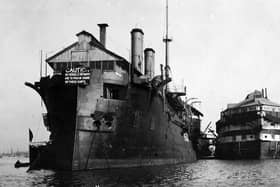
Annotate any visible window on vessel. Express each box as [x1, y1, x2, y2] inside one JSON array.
[[242, 134, 246, 140], [102, 61, 114, 71], [108, 61, 114, 70], [272, 134, 275, 139], [96, 61, 101, 69], [54, 62, 68, 73], [62, 63, 68, 70], [90, 61, 101, 69], [103, 83, 127, 100], [90, 61, 95, 69], [56, 63, 62, 71]]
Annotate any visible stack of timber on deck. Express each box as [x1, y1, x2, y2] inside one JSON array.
[[216, 89, 280, 159], [25, 24, 202, 170]]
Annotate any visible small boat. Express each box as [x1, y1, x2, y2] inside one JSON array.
[[14, 160, 30, 168]]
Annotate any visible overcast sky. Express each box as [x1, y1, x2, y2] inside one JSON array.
[[1, 0, 280, 152]]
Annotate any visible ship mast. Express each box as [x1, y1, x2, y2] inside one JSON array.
[[163, 0, 172, 91]]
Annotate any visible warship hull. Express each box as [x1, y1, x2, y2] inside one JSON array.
[[28, 73, 196, 170], [26, 23, 201, 170]]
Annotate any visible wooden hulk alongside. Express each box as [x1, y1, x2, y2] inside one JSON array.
[[25, 24, 202, 170], [216, 89, 280, 159]]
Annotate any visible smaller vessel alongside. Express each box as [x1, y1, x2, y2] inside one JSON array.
[[216, 89, 280, 159]]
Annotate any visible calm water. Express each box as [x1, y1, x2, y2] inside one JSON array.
[[1, 157, 280, 186]]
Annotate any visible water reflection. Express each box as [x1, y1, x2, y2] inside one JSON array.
[[25, 163, 198, 186], [2, 158, 280, 186]]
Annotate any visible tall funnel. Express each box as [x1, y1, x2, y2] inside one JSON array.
[[131, 28, 144, 74], [144, 48, 155, 79], [98, 23, 109, 47]]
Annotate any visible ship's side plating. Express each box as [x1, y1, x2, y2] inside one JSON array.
[[71, 27, 196, 170], [73, 82, 196, 170], [26, 25, 200, 170]]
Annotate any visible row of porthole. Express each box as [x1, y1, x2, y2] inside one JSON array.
[[219, 134, 256, 142], [260, 134, 280, 140], [219, 134, 280, 142]]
